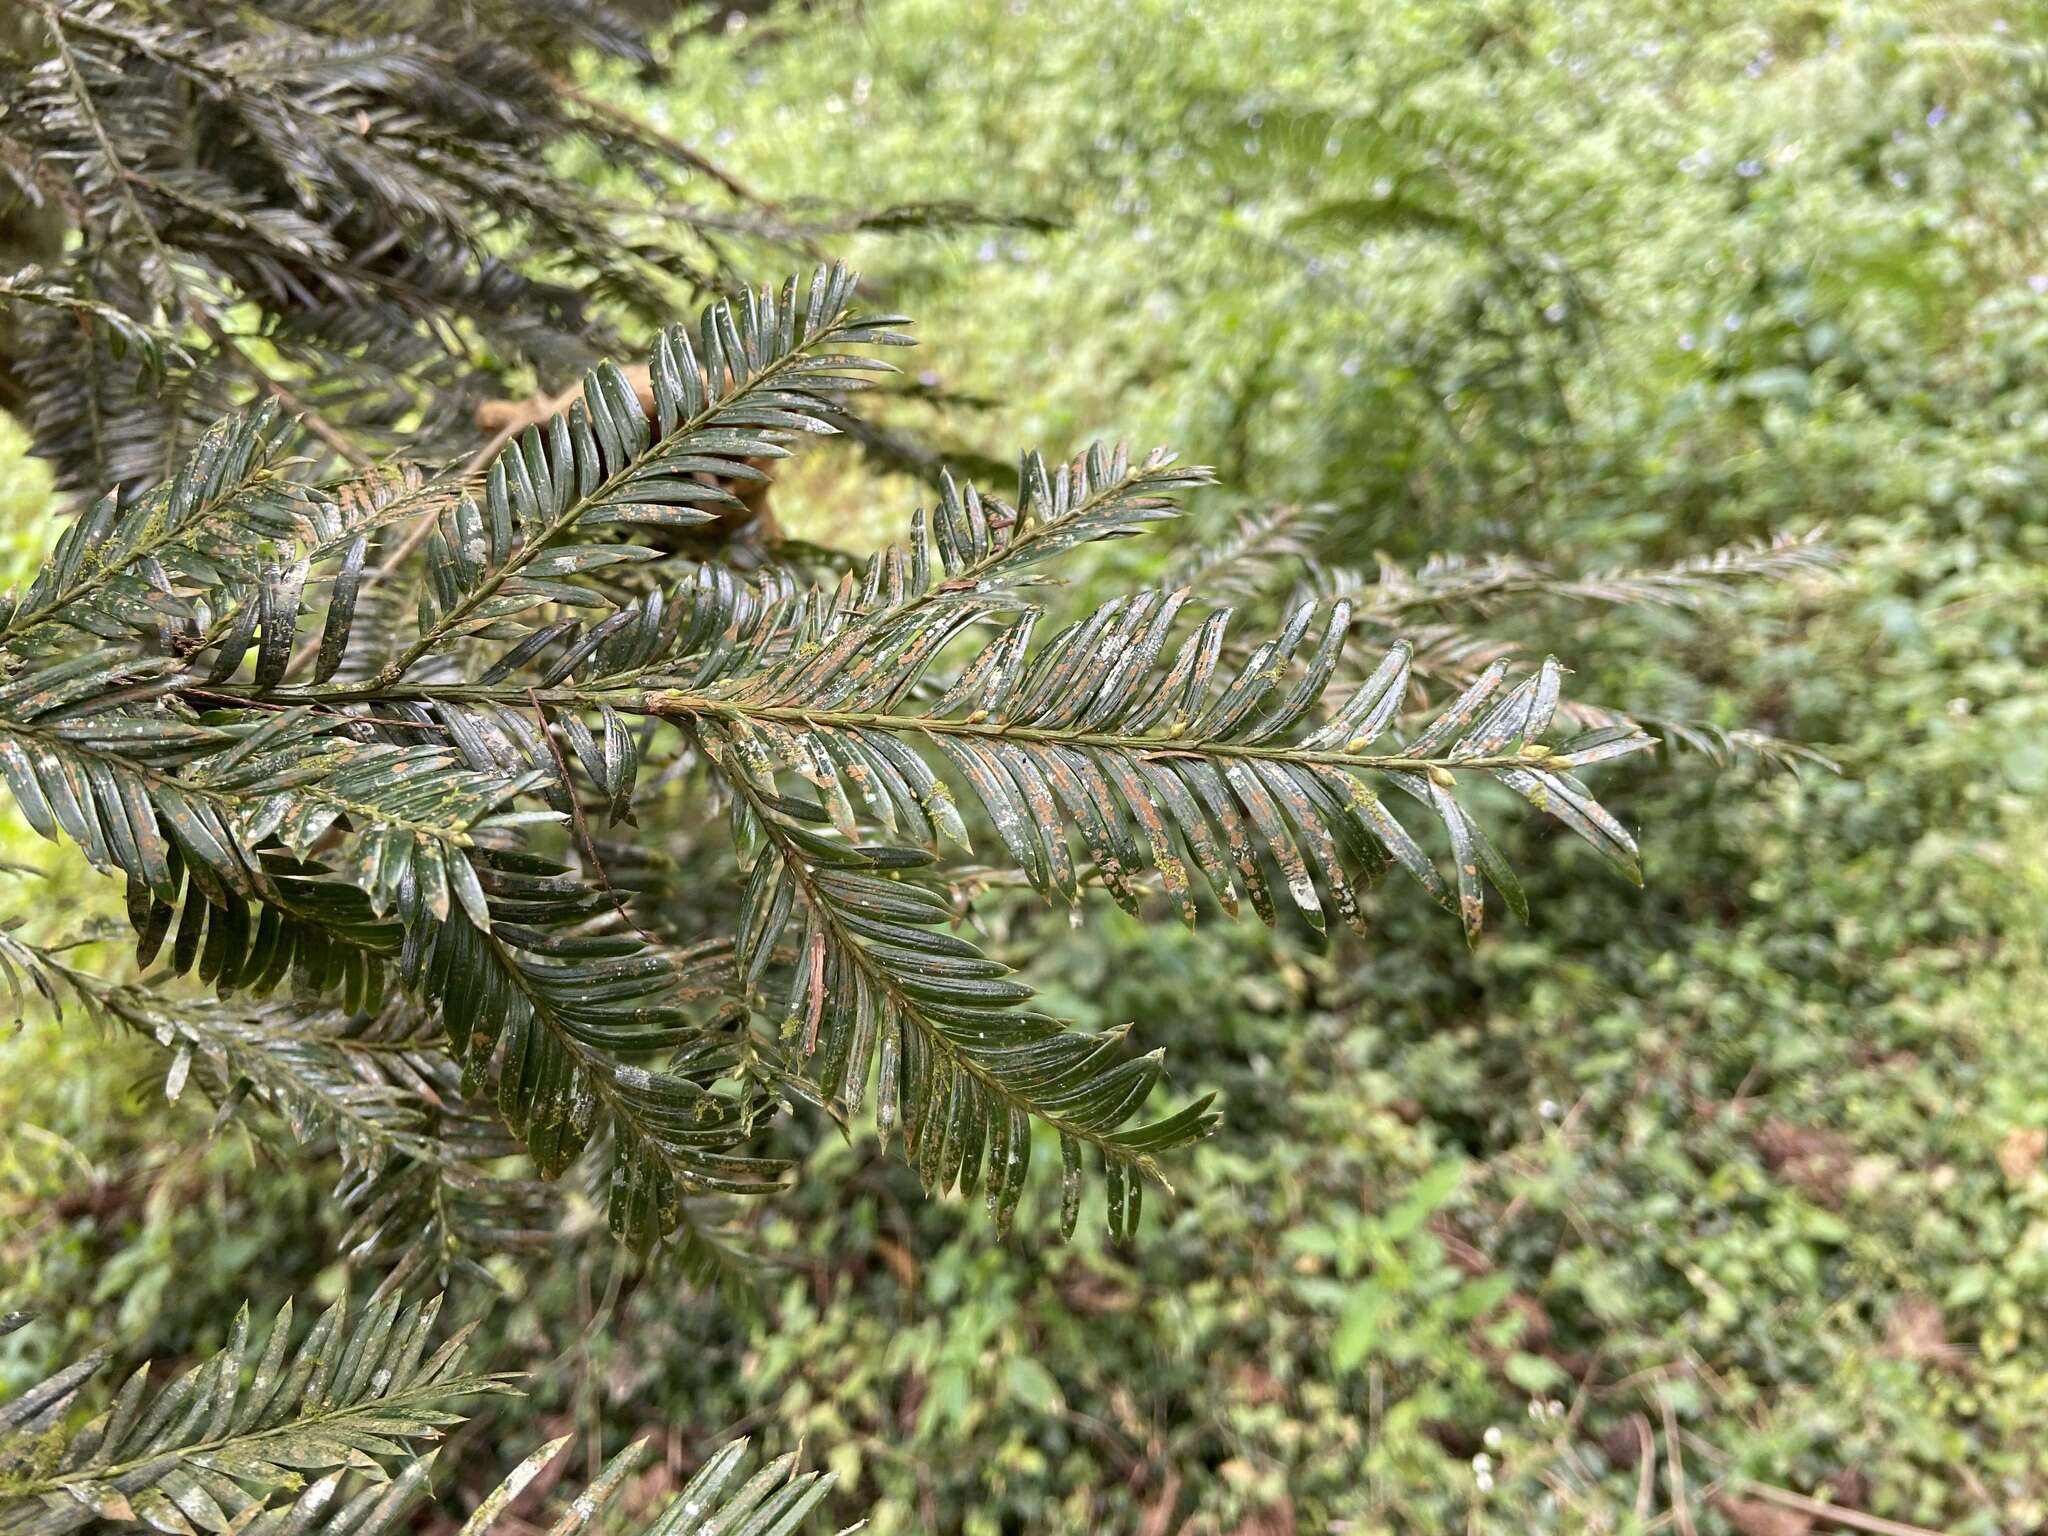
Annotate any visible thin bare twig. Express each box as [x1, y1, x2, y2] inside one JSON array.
[[279, 422, 508, 680], [553, 81, 832, 265], [527, 685, 656, 946], [556, 80, 766, 207], [1630, 1413, 1655, 1521], [192, 312, 372, 470], [1740, 1484, 1946, 1536], [367, 423, 510, 576], [1657, 1389, 1695, 1536]]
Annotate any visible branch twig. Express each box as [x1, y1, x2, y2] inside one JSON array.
[[556, 80, 766, 206], [1629, 1413, 1655, 1521], [1739, 1484, 1946, 1536], [1657, 1389, 1694, 1536], [553, 81, 829, 265], [526, 685, 656, 947], [192, 312, 371, 469], [279, 423, 510, 681]]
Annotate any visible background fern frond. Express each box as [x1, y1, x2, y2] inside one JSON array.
[[2, 0, 852, 492], [1346, 527, 1837, 618]]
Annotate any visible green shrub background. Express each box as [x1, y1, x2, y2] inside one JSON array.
[[6, 0, 2048, 1530]]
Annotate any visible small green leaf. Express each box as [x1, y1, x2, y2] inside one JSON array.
[[1504, 1352, 1569, 1393], [1381, 1160, 1465, 1240], [1332, 1286, 1389, 1373], [1005, 1356, 1063, 1412]]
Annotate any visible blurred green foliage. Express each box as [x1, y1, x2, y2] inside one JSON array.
[[6, 0, 2048, 1531]]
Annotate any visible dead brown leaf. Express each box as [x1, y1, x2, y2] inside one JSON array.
[[872, 1236, 917, 1290], [1057, 1262, 1138, 1315], [1231, 1363, 1286, 1406], [1998, 1127, 2046, 1184], [1883, 1297, 1961, 1367], [1753, 1120, 1855, 1209], [1135, 1467, 1182, 1536], [1711, 1494, 1813, 1536], [1228, 1497, 1295, 1536]]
